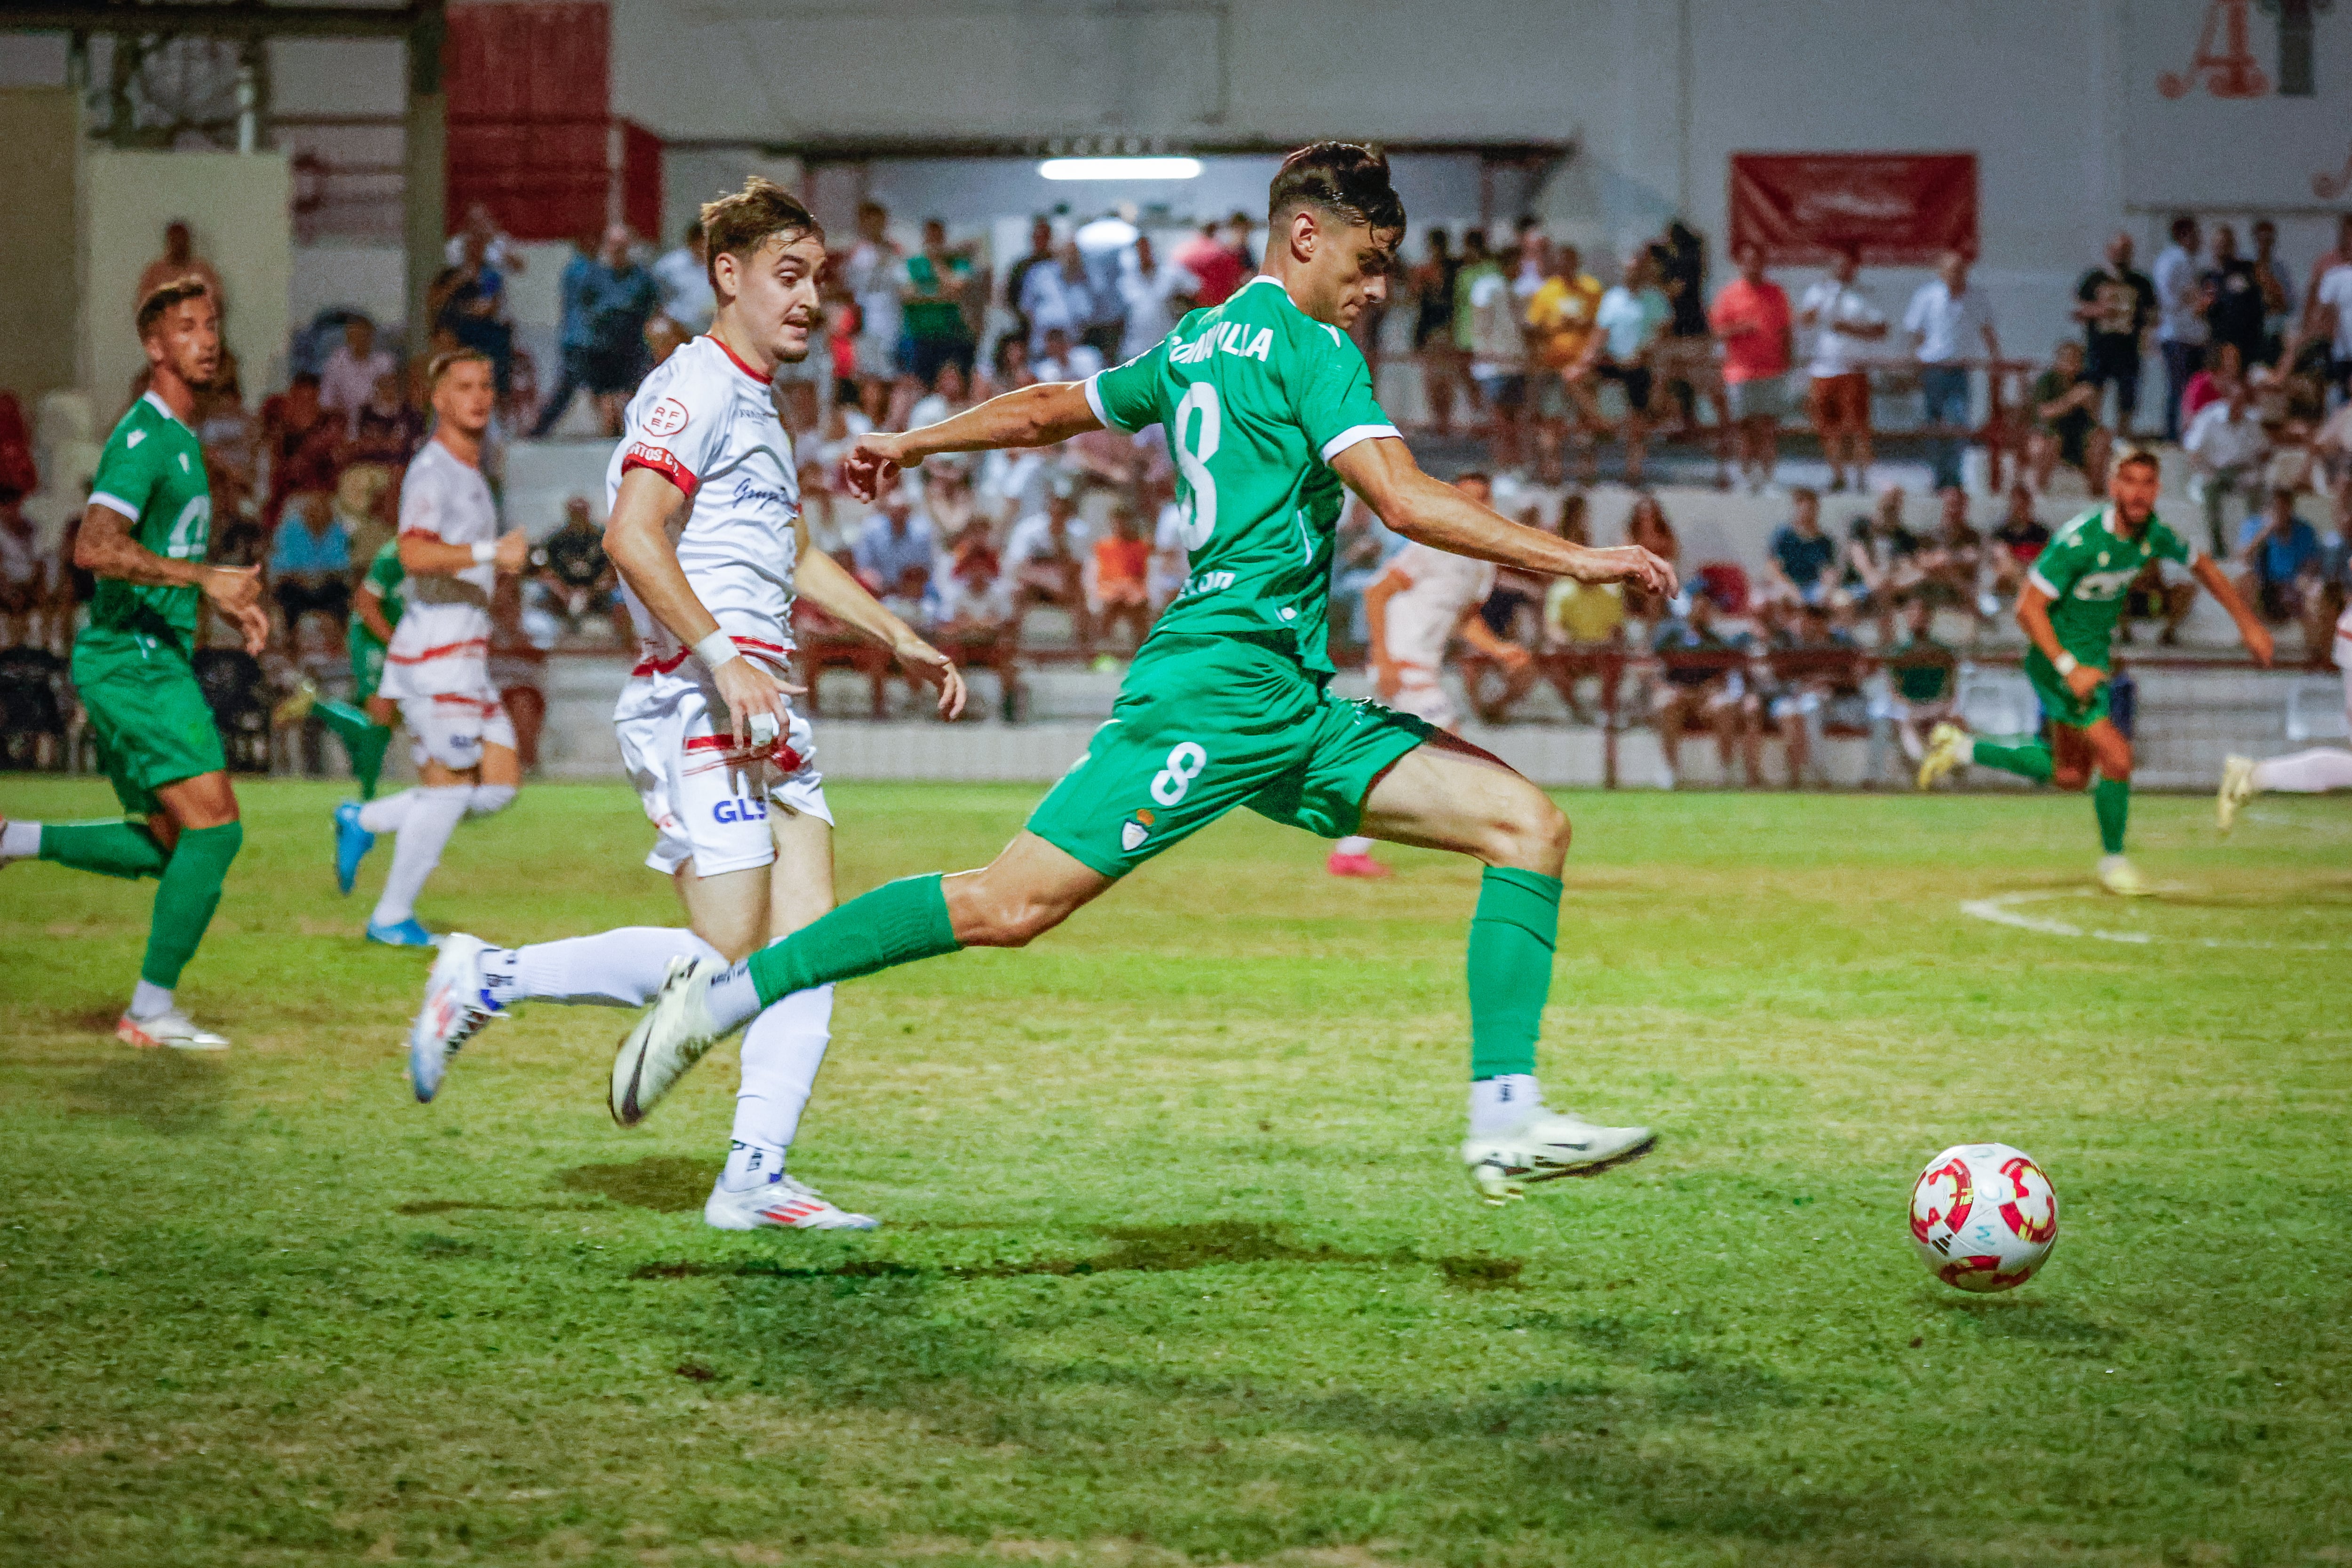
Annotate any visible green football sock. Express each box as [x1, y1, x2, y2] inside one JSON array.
[[2093, 775, 2130, 855], [747, 872, 963, 1009], [311, 699, 392, 800], [38, 820, 171, 880], [1968, 737, 2055, 783], [1467, 866, 1563, 1081], [140, 821, 243, 989]]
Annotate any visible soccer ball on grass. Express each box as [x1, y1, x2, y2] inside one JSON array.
[[1907, 1142, 2058, 1292]]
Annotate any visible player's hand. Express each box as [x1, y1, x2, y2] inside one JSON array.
[[227, 598, 270, 656], [892, 634, 967, 720], [1565, 543, 1677, 599], [841, 432, 908, 503], [2243, 622, 2275, 668], [202, 564, 263, 618], [2065, 662, 2107, 699], [493, 529, 531, 573], [712, 653, 798, 752]]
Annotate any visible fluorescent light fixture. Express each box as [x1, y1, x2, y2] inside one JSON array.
[[1039, 156, 1202, 181]]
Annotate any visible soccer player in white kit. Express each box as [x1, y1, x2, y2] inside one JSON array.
[[332, 351, 530, 943], [2216, 597, 2352, 828], [401, 178, 966, 1232], [1327, 471, 1533, 878]]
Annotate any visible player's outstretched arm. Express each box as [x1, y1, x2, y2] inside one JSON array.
[[1331, 437, 1677, 596], [792, 527, 968, 720], [2190, 554, 2275, 667], [398, 529, 529, 577], [842, 382, 1102, 502], [76, 501, 269, 654], [604, 466, 795, 747]]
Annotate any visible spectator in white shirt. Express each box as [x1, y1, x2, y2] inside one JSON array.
[[843, 200, 905, 381], [1117, 236, 1200, 363], [650, 219, 716, 337], [1032, 326, 1102, 385], [318, 317, 395, 439], [442, 202, 525, 276], [1903, 251, 1999, 493], [2153, 214, 2211, 441], [1004, 482, 1094, 656], [1020, 244, 1094, 359], [2292, 257, 2352, 402], [1798, 246, 1888, 494], [2183, 380, 2271, 556]]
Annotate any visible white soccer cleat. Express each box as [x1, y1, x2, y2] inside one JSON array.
[[408, 932, 503, 1103], [609, 957, 734, 1128], [2097, 853, 2153, 897], [2216, 755, 2257, 835], [1460, 1109, 1656, 1205], [704, 1173, 879, 1232], [117, 1010, 229, 1052], [1916, 722, 1969, 791]]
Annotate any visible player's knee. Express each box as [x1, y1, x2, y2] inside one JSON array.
[[467, 784, 516, 817], [2053, 764, 2090, 791], [1485, 792, 1571, 872]]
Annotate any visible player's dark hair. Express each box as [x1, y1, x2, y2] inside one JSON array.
[[701, 176, 824, 293], [426, 347, 493, 391], [2112, 442, 2161, 475], [1268, 143, 1406, 237], [135, 276, 212, 340]]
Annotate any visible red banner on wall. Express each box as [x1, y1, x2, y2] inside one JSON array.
[[446, 2, 612, 243], [1727, 153, 1979, 266]]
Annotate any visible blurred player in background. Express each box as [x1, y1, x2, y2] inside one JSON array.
[[331, 351, 528, 942], [1919, 447, 2272, 892], [2216, 593, 2352, 825], [0, 280, 267, 1049], [1327, 469, 1532, 878], [403, 178, 964, 1233]]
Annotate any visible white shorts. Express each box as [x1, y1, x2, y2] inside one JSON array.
[[1380, 664, 1461, 730], [614, 673, 831, 879], [400, 683, 516, 772]]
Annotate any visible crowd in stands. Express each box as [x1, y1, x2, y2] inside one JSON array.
[[8, 194, 2352, 781]]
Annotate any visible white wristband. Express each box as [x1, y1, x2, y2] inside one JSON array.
[[2053, 650, 2078, 676], [694, 630, 741, 669], [470, 541, 497, 565]]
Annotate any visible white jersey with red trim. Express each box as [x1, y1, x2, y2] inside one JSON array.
[[381, 437, 498, 700], [604, 334, 803, 679], [1377, 542, 1495, 674]]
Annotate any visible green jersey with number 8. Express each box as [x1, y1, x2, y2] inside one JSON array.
[[1086, 274, 1399, 674], [2025, 502, 2198, 667], [86, 389, 214, 651]]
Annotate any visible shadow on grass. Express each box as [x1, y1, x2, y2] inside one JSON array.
[[393, 1199, 604, 1216], [555, 1156, 709, 1213], [1932, 1293, 2126, 1345], [630, 1220, 1521, 1292], [64, 1043, 225, 1134]]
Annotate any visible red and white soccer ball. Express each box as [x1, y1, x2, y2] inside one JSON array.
[[1907, 1142, 2058, 1293]]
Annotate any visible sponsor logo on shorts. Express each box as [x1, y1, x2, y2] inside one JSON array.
[[644, 396, 691, 436], [1120, 807, 1154, 853], [713, 796, 771, 824]]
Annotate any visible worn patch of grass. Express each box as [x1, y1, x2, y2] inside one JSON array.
[[1, 777, 2347, 1566]]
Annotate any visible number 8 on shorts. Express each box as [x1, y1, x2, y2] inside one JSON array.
[[1151, 742, 1208, 806]]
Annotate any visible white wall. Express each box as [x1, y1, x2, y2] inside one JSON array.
[[82, 150, 293, 411]]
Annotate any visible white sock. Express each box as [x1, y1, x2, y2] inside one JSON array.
[[1, 820, 40, 862], [724, 984, 836, 1188], [703, 960, 765, 1034], [1333, 835, 1375, 857], [357, 790, 416, 835], [128, 979, 174, 1020], [368, 784, 470, 927], [2251, 747, 2352, 794], [467, 784, 516, 816], [1469, 1073, 1543, 1136], [1955, 732, 1978, 765], [486, 927, 724, 1008]]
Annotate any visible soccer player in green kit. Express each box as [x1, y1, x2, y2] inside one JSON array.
[[1917, 445, 2272, 894], [609, 145, 1678, 1204], [279, 535, 401, 803], [0, 278, 269, 1049]]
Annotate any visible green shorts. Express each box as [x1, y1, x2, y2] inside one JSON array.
[[1027, 634, 1433, 878], [351, 637, 387, 703], [71, 628, 227, 817], [2024, 647, 2111, 730]]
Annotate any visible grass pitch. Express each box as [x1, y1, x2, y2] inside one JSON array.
[[1, 777, 2347, 1567]]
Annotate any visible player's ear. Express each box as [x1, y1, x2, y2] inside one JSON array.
[[1287, 207, 1318, 263], [710, 248, 737, 304]]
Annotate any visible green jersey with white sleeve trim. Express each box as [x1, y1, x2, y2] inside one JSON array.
[[85, 389, 213, 650], [1085, 275, 1399, 674], [2025, 503, 2198, 666]]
